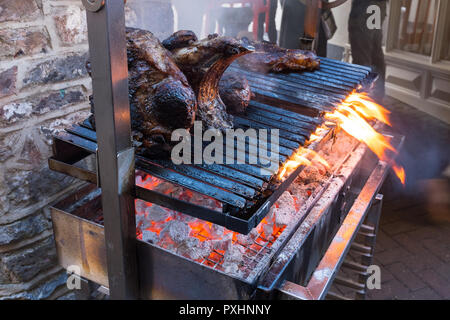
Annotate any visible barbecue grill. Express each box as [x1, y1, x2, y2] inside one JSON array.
[[47, 0, 404, 300]]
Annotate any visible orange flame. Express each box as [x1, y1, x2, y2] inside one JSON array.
[[344, 92, 392, 126], [325, 92, 405, 185], [307, 125, 329, 144], [278, 147, 329, 180]]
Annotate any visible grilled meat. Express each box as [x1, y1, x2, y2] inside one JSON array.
[[237, 39, 320, 73], [164, 32, 254, 130], [219, 72, 252, 115], [88, 27, 196, 158], [162, 30, 198, 51]]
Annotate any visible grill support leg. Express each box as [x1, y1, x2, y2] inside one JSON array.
[[83, 0, 139, 299], [328, 193, 383, 300]]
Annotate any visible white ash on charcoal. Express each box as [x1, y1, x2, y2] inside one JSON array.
[[221, 244, 246, 276], [210, 223, 225, 238], [210, 232, 234, 251], [135, 199, 149, 214], [174, 211, 196, 223], [298, 165, 326, 184], [159, 220, 190, 244], [142, 230, 159, 244], [145, 204, 172, 222], [272, 191, 297, 229], [136, 212, 151, 230], [176, 238, 212, 260], [236, 231, 257, 246]]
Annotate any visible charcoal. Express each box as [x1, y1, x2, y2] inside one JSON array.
[[210, 233, 233, 251], [236, 233, 254, 246], [145, 205, 171, 222], [177, 238, 211, 260], [160, 220, 190, 244], [263, 223, 274, 237], [274, 191, 297, 228], [136, 213, 152, 230], [142, 230, 159, 244], [135, 199, 149, 214]]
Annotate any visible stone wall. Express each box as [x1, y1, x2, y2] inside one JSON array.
[[0, 0, 91, 299]]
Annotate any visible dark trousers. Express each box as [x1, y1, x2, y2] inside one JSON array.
[[279, 0, 328, 56], [349, 0, 387, 100], [257, 0, 278, 43]]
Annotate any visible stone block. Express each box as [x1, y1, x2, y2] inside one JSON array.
[[0, 66, 18, 98], [0, 27, 50, 59], [0, 0, 41, 23]]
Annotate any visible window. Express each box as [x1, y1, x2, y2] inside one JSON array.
[[393, 0, 439, 57]]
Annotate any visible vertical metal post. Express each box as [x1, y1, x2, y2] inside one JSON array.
[[83, 0, 139, 299]]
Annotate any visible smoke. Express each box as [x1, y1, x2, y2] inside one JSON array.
[[172, 0, 209, 38], [125, 0, 175, 39]]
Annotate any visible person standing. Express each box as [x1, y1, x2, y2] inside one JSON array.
[[257, 0, 279, 43], [279, 0, 329, 56], [348, 0, 388, 100]]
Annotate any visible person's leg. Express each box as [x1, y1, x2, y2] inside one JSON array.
[[371, 29, 386, 100], [317, 18, 328, 57], [371, 1, 387, 100], [268, 0, 278, 43], [349, 0, 387, 100], [348, 1, 374, 69], [279, 0, 306, 49], [258, 12, 265, 41]]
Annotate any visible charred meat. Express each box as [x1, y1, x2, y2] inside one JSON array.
[[237, 39, 320, 73], [89, 27, 196, 157], [219, 72, 252, 115], [164, 32, 254, 130], [162, 30, 198, 51]]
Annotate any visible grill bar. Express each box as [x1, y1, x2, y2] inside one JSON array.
[[249, 101, 323, 125], [250, 86, 335, 113], [234, 117, 308, 144], [240, 71, 343, 104], [136, 158, 248, 208], [152, 160, 258, 199], [195, 164, 266, 190]]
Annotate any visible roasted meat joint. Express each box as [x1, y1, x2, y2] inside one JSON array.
[[1, 0, 449, 305]]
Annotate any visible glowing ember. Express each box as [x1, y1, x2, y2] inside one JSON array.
[[325, 91, 405, 184], [134, 174, 288, 278]]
